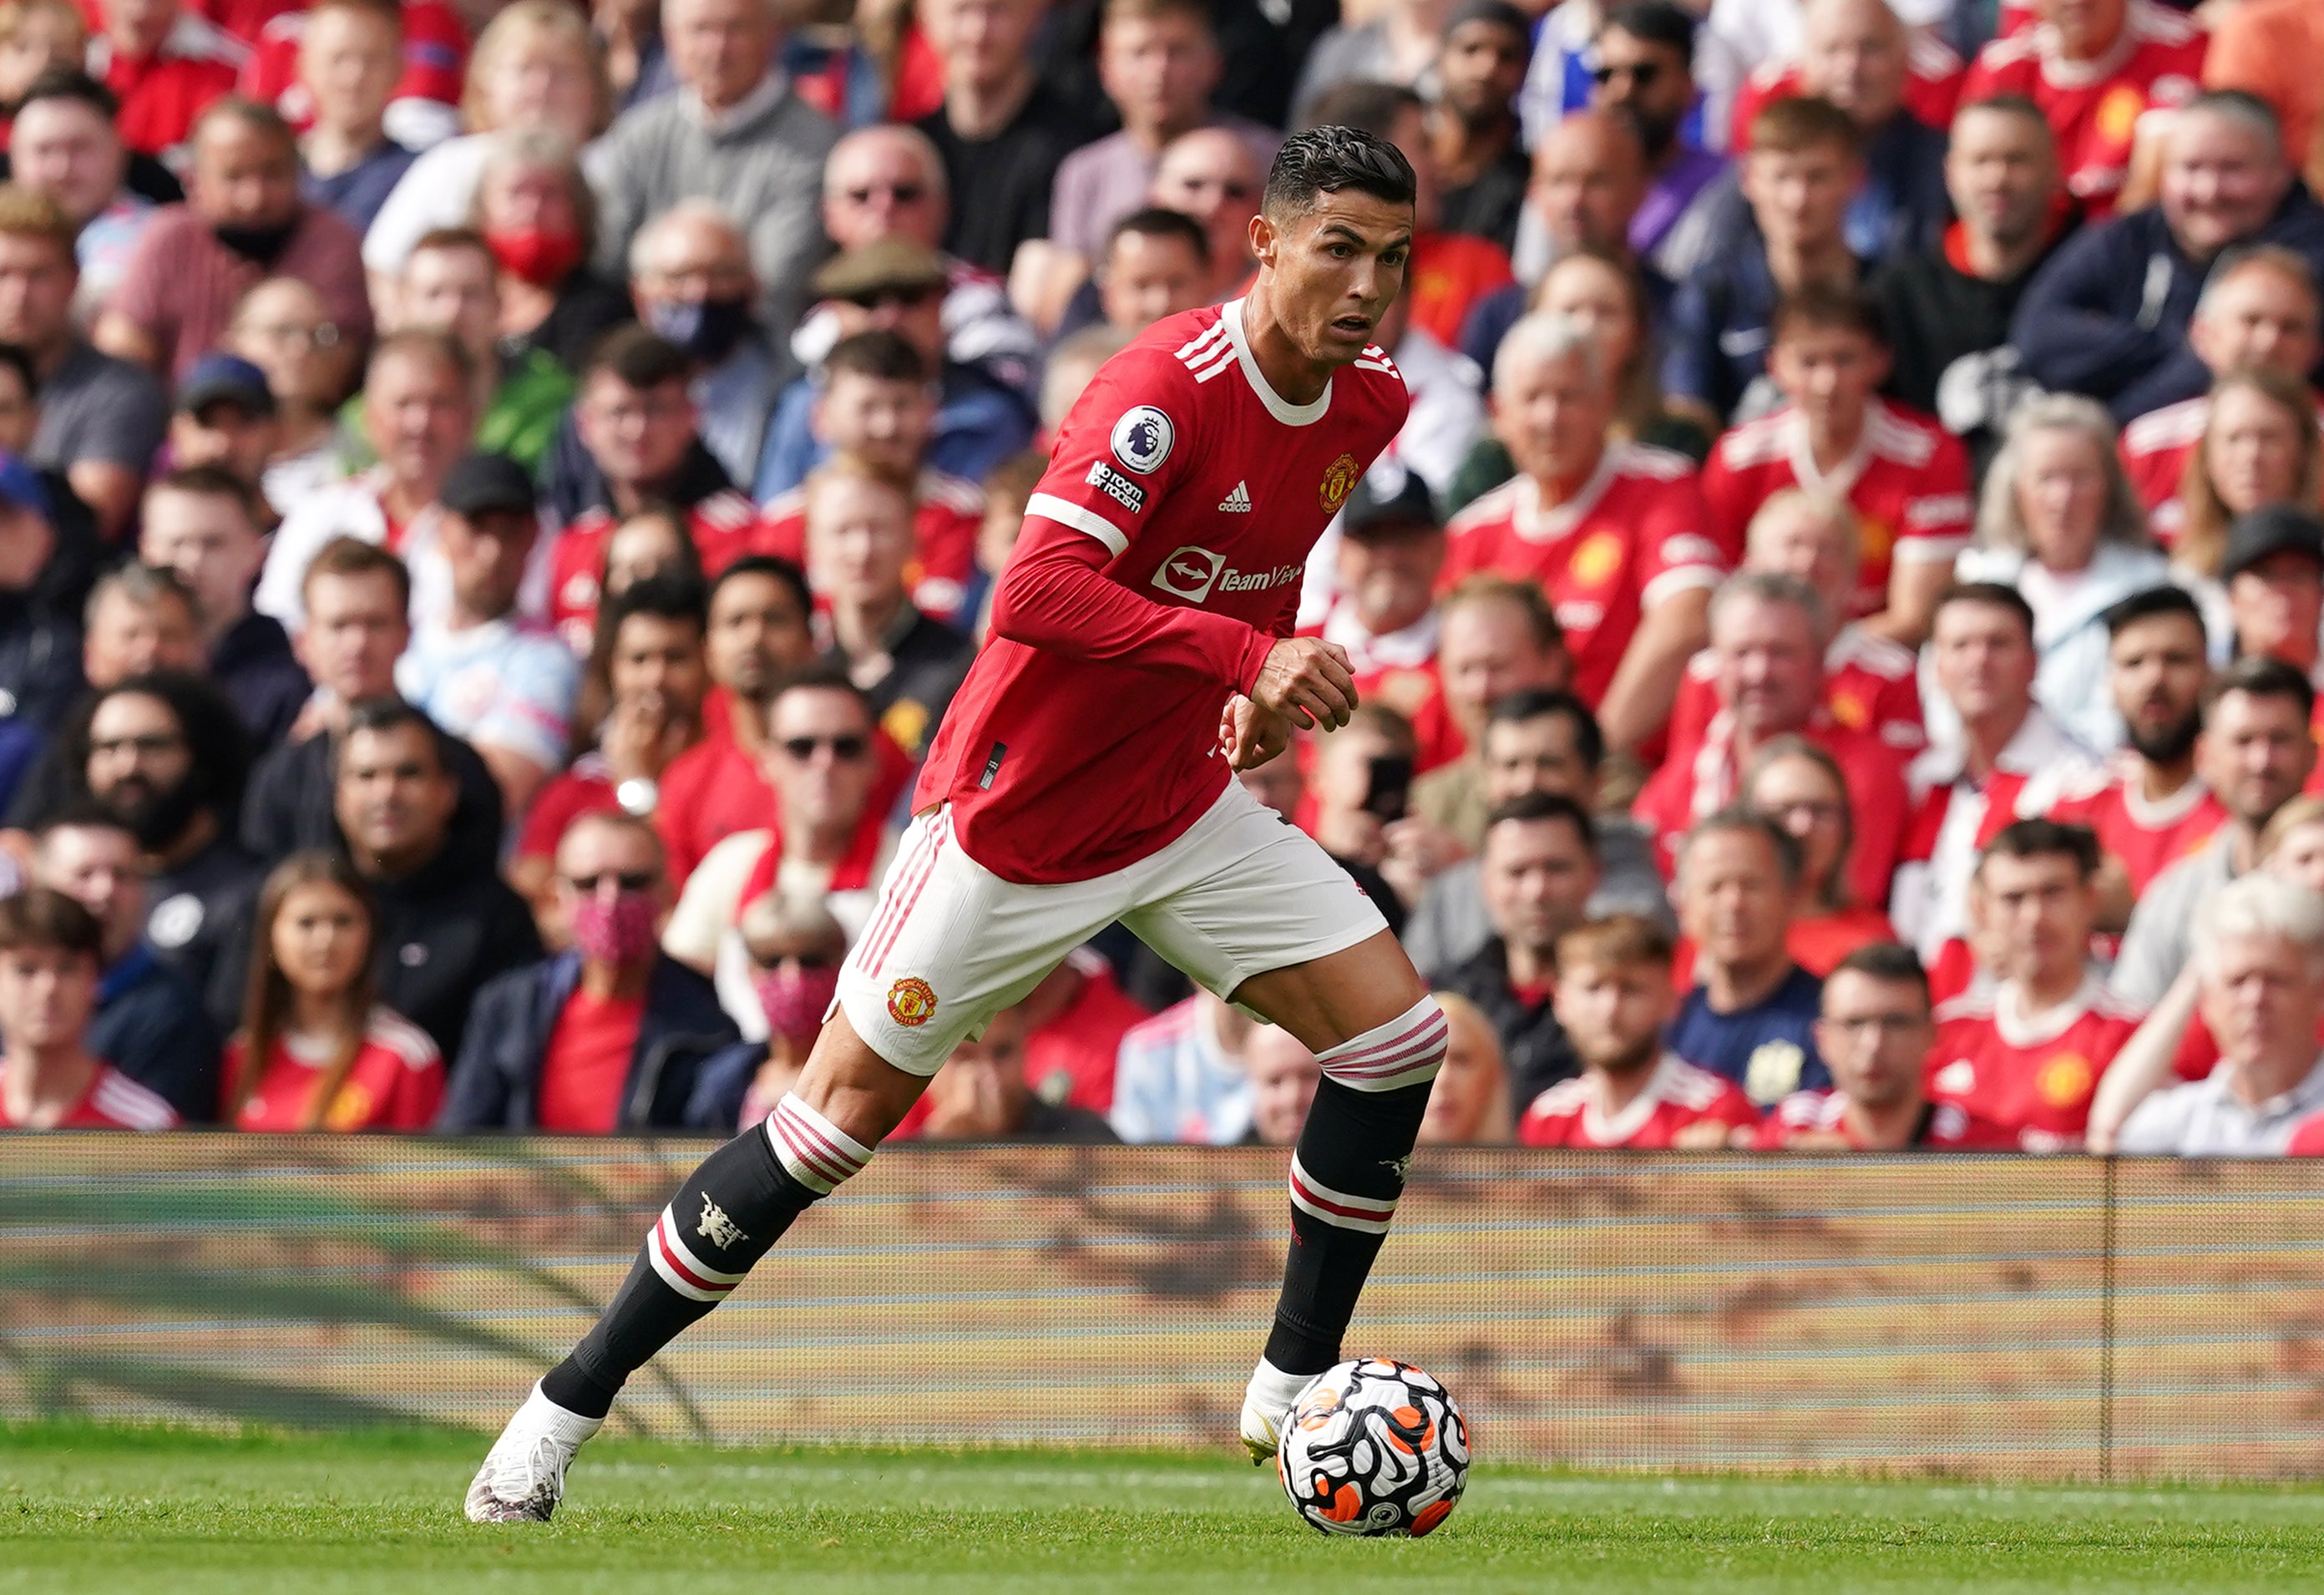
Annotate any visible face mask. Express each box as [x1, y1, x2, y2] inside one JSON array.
[[570, 890, 658, 967], [485, 225, 585, 289], [755, 965, 838, 1042], [213, 219, 299, 266], [646, 294, 755, 365]]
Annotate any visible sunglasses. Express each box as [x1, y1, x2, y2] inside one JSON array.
[[781, 734, 869, 762], [845, 183, 929, 205], [566, 870, 656, 894], [843, 286, 940, 311], [1590, 59, 1662, 87]]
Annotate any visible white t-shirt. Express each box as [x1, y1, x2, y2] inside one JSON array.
[[395, 616, 581, 773]]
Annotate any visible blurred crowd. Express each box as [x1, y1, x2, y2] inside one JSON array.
[[1, 0, 2323, 1157]]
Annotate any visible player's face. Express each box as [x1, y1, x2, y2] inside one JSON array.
[[1972, 850, 2094, 987], [1679, 828, 1793, 971], [2192, 268, 2321, 380], [1494, 347, 1612, 483], [1251, 190, 1413, 369], [1483, 713, 1591, 806], [1944, 109, 2058, 251], [1481, 816, 1597, 957], [271, 879, 371, 1002], [1768, 325, 1886, 432], [1712, 595, 1824, 738], [1745, 501, 1857, 609], [2162, 112, 2289, 262], [1552, 955, 1669, 1075], [765, 686, 876, 832], [2198, 689, 2316, 825], [1245, 1029, 1321, 1146], [815, 372, 934, 475], [2012, 425, 2111, 575], [1334, 523, 1443, 635], [1930, 600, 2035, 726], [706, 573, 811, 698], [1418, 1005, 1505, 1144], [2106, 614, 2208, 765], [1740, 144, 1861, 256], [2228, 552, 2324, 670], [2205, 386, 2310, 516], [297, 572, 409, 701], [2198, 932, 2324, 1081], [2266, 821, 2324, 896], [0, 944, 94, 1048], [1744, 752, 1849, 906], [1815, 971, 1932, 1110]]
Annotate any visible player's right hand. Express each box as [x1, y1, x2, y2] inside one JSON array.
[[1252, 637, 1358, 731]]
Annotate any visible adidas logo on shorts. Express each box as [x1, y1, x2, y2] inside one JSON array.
[[1218, 481, 1253, 513]]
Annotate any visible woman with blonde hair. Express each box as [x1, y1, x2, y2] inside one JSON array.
[[1416, 991, 1512, 1145], [227, 851, 443, 1131], [1954, 393, 2168, 748], [362, 0, 612, 287]]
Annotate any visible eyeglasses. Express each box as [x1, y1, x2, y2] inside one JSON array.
[[242, 321, 340, 349], [1590, 59, 1662, 88], [844, 183, 929, 205], [565, 870, 656, 894], [90, 732, 185, 760], [780, 734, 868, 762]]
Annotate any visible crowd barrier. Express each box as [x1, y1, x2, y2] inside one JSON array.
[[5, 1137, 2324, 1480]]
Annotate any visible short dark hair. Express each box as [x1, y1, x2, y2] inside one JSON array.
[[1106, 205, 1211, 267], [303, 535, 412, 610], [32, 797, 134, 847], [1483, 788, 1596, 855], [151, 462, 263, 529], [1952, 93, 2051, 142], [0, 340, 36, 401], [340, 696, 453, 777], [2205, 653, 2317, 724], [1933, 580, 2037, 645], [1556, 912, 1674, 974], [1264, 122, 1419, 217], [406, 225, 494, 269], [1598, 1, 1695, 66], [15, 67, 118, 123], [2102, 583, 2207, 641], [1770, 282, 1888, 349], [1485, 687, 1604, 772], [583, 324, 691, 392], [78, 671, 251, 818], [605, 570, 706, 635], [1978, 817, 2102, 881], [1684, 805, 1804, 887], [823, 328, 929, 385], [369, 327, 472, 391], [1750, 94, 1862, 160], [1826, 942, 1931, 1009], [0, 887, 104, 963], [709, 554, 811, 621], [767, 659, 875, 722]]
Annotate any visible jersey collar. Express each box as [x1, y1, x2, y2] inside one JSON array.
[[1222, 299, 1333, 428]]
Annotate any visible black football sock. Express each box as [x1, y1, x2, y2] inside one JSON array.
[[542, 1094, 872, 1419], [1261, 998, 1447, 1377]]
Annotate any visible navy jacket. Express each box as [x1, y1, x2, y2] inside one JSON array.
[[211, 611, 311, 752], [92, 944, 223, 1122], [437, 950, 738, 1132], [2012, 183, 2324, 422]]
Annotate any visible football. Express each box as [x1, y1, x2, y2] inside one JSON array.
[[1274, 1358, 1469, 1537]]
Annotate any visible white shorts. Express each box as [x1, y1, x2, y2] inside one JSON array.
[[835, 780, 1391, 1076]]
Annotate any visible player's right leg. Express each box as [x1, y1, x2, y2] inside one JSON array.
[[465, 808, 1113, 1522]]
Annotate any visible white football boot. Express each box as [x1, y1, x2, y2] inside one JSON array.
[[1238, 1360, 1316, 1465], [463, 1384, 604, 1523]]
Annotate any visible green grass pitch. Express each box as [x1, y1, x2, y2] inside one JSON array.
[[8, 1421, 2324, 1592]]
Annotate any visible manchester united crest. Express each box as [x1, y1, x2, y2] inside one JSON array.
[[1570, 531, 1623, 586], [2038, 1053, 2095, 1110], [887, 975, 939, 1027], [1319, 453, 1361, 511]]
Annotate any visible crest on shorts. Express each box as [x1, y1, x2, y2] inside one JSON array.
[[696, 1193, 749, 1250], [1319, 453, 1360, 511], [887, 975, 939, 1028], [1111, 406, 1175, 473]]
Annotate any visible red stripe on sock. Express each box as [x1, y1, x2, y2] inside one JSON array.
[[771, 1109, 850, 1186], [1288, 1168, 1396, 1222], [652, 1214, 732, 1294]]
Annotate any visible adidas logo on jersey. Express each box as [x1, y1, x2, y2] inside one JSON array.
[[1218, 481, 1253, 513]]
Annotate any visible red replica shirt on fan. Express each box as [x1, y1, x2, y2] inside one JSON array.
[[101, 45, 238, 158], [549, 491, 761, 654], [238, 0, 468, 128], [1727, 33, 1966, 151], [752, 468, 983, 623], [227, 1009, 444, 1132], [915, 299, 1407, 884], [1752, 1089, 2018, 1150], [2044, 754, 2224, 898], [0, 1059, 177, 1129], [1958, 0, 2205, 219], [2118, 395, 2206, 544], [1665, 622, 1926, 757], [1438, 445, 1727, 708], [1702, 402, 1972, 620], [1927, 975, 2144, 1149], [1517, 1056, 1761, 1148]]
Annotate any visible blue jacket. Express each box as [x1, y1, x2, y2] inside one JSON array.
[[436, 951, 738, 1132], [2012, 184, 2324, 422], [92, 944, 222, 1123]]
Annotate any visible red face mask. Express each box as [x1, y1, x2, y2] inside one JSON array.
[[484, 225, 584, 288]]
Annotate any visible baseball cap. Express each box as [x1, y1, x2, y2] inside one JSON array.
[[438, 453, 537, 519], [1339, 458, 1440, 539], [177, 352, 276, 418], [810, 238, 948, 304], [0, 452, 50, 519], [2220, 504, 2324, 584]]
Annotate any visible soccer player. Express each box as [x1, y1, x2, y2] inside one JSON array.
[[1516, 914, 1761, 1148], [466, 127, 1447, 1522], [1926, 818, 2141, 1150]]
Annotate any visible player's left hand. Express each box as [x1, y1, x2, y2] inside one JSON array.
[[1218, 694, 1291, 772]]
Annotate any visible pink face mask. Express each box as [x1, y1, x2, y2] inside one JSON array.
[[756, 965, 838, 1042], [570, 891, 659, 967]]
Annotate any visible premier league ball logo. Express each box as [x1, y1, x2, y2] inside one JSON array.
[[1111, 407, 1175, 474]]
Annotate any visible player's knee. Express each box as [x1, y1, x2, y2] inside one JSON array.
[[1314, 996, 1447, 1092]]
